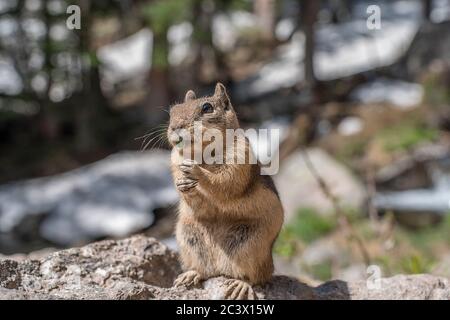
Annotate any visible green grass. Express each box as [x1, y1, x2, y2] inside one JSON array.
[[399, 213, 450, 253], [376, 121, 438, 153], [372, 214, 450, 276], [305, 262, 333, 281], [337, 139, 367, 163], [400, 254, 434, 274], [274, 208, 337, 257], [285, 208, 337, 243], [273, 238, 296, 258], [336, 120, 438, 165], [273, 205, 450, 280]]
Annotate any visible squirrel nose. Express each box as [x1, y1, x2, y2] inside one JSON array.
[[169, 131, 183, 145]]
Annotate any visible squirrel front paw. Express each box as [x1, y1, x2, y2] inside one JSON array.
[[176, 177, 198, 192], [223, 279, 257, 300], [176, 159, 201, 192], [173, 270, 202, 288], [179, 159, 201, 179]]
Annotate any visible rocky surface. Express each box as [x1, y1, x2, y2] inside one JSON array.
[[1, 235, 449, 300], [274, 148, 366, 220]]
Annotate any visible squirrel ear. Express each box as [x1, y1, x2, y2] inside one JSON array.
[[214, 82, 227, 98], [184, 90, 196, 102], [214, 82, 230, 109]]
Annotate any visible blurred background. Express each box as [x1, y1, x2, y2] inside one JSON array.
[[0, 0, 449, 284]]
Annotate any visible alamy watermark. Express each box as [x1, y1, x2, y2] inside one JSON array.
[[366, 265, 382, 290], [168, 121, 280, 175], [66, 4, 382, 31], [66, 5, 81, 30], [367, 5, 381, 30]]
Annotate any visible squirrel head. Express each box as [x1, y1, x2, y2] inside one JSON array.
[[167, 82, 239, 147]]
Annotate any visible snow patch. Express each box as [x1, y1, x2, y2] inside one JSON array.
[[350, 78, 424, 109], [0, 150, 178, 245], [338, 117, 364, 136], [97, 29, 153, 85]]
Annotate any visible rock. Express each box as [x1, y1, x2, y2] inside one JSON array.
[[335, 264, 367, 283], [273, 256, 318, 285], [0, 235, 181, 299], [0, 260, 20, 289], [324, 274, 450, 300], [0, 248, 57, 262], [301, 237, 343, 266], [373, 144, 450, 227], [274, 148, 366, 220], [1, 235, 449, 300], [0, 150, 178, 250]]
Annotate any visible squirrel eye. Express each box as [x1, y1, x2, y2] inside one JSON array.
[[201, 102, 214, 114]]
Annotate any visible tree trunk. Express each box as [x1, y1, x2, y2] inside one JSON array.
[[254, 0, 276, 43], [423, 0, 432, 21], [192, 0, 218, 86], [300, 0, 320, 89], [147, 31, 171, 119], [148, 68, 171, 109], [38, 1, 59, 141], [75, 0, 110, 153], [75, 0, 94, 153]]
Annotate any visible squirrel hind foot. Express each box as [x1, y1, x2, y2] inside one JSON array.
[[223, 279, 257, 300], [173, 270, 202, 288]]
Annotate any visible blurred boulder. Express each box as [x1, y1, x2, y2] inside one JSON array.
[[274, 148, 366, 220], [274, 237, 346, 283], [301, 237, 344, 266], [0, 150, 177, 251], [1, 235, 449, 300], [335, 264, 367, 283], [374, 144, 450, 227], [314, 274, 450, 300]]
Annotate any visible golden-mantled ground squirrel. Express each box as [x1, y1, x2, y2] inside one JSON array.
[[168, 83, 283, 299]]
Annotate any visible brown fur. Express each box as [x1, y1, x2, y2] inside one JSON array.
[[168, 83, 284, 287]]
